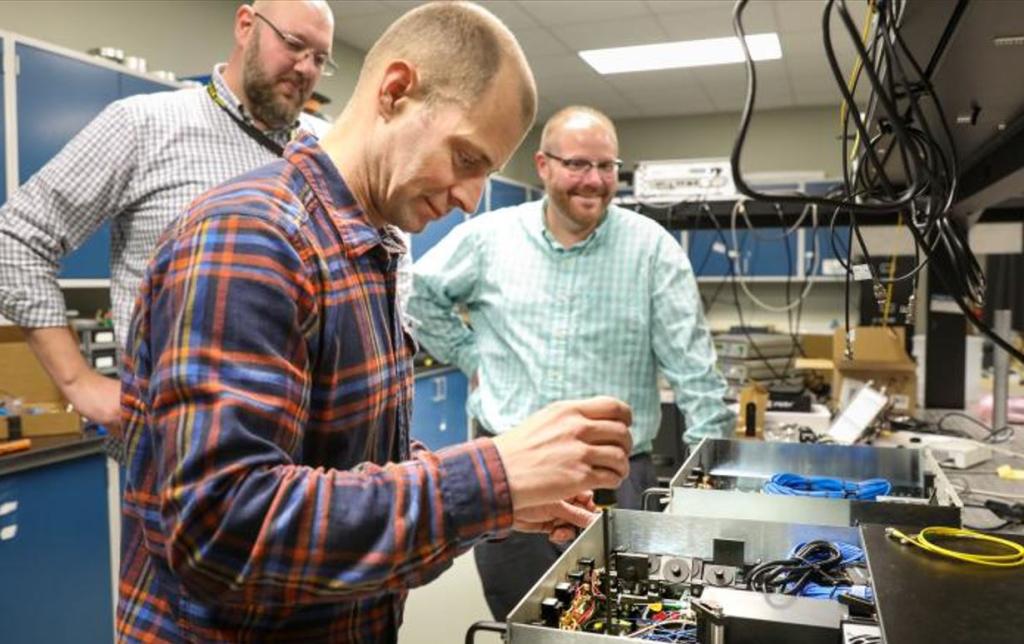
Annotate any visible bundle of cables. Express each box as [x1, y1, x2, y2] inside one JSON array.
[[746, 540, 868, 596], [763, 472, 892, 500], [730, 0, 1024, 367]]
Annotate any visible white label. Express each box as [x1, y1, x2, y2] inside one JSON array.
[[712, 241, 726, 255], [821, 258, 845, 276], [95, 355, 115, 369], [851, 264, 872, 281], [929, 297, 962, 315], [0, 524, 16, 541], [94, 331, 115, 344], [0, 501, 16, 517]]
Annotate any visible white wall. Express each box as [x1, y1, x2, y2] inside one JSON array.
[[502, 105, 841, 186], [0, 0, 363, 112]]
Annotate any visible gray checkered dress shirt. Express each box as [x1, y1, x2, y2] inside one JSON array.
[[0, 64, 322, 347]]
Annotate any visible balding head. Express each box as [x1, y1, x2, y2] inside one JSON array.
[[540, 106, 618, 155], [251, 0, 333, 26], [358, 1, 537, 130], [226, 0, 335, 129]]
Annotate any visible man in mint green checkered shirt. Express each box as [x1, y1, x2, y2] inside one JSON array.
[[407, 105, 734, 620]]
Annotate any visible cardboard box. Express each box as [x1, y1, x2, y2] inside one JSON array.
[[0, 327, 82, 440], [831, 326, 917, 414]]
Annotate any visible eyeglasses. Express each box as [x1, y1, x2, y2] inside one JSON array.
[[254, 12, 338, 77], [543, 152, 623, 176]]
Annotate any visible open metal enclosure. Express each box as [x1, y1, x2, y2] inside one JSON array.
[[667, 439, 962, 528], [506, 510, 859, 644]]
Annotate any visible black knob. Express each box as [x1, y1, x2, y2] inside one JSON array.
[[593, 488, 617, 507]]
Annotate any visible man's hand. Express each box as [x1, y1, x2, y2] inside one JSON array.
[[513, 493, 598, 543], [493, 396, 632, 510], [65, 370, 121, 429]]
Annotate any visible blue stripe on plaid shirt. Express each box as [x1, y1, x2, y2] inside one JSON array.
[[117, 135, 513, 643]]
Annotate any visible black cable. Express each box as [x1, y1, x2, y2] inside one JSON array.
[[465, 620, 507, 644], [746, 541, 850, 595], [936, 411, 1016, 444], [732, 0, 1023, 365]]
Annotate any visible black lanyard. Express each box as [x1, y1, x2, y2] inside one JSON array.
[[207, 82, 287, 157]]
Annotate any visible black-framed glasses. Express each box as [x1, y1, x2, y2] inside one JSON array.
[[543, 151, 623, 176], [254, 12, 338, 77]]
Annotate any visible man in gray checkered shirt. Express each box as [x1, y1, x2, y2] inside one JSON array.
[[0, 1, 335, 436]]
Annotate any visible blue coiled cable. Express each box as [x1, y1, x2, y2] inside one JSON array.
[[763, 473, 892, 500]]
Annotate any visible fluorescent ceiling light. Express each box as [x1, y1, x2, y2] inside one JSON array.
[[579, 33, 782, 75]]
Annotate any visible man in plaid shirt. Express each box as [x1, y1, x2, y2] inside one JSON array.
[[117, 3, 633, 642]]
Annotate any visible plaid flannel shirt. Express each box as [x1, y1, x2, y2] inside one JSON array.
[[117, 134, 513, 642]]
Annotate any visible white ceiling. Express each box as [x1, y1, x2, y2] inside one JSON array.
[[327, 0, 868, 121]]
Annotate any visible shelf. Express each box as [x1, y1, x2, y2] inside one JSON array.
[[58, 279, 110, 288], [696, 275, 848, 283]]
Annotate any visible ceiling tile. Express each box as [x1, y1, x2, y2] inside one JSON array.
[[645, 0, 730, 14], [552, 17, 669, 51], [692, 61, 792, 112], [782, 32, 858, 87], [513, 27, 573, 56], [476, 0, 541, 29], [601, 67, 709, 100], [773, 0, 871, 34], [519, 0, 652, 26], [658, 4, 778, 41], [524, 53, 594, 80]]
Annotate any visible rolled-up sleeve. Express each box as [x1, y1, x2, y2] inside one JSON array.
[[649, 231, 735, 443], [0, 100, 139, 327]]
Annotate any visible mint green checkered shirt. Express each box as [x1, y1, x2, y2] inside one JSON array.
[[407, 199, 734, 452]]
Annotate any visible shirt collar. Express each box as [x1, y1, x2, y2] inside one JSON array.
[[210, 64, 297, 143], [284, 133, 407, 260], [535, 197, 612, 254]]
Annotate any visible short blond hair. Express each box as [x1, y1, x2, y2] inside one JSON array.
[[360, 1, 536, 128], [540, 106, 618, 153]]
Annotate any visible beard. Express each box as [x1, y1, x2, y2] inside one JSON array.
[[241, 31, 310, 129], [548, 186, 611, 226]]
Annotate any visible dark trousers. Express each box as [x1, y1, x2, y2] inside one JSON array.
[[472, 451, 657, 621]]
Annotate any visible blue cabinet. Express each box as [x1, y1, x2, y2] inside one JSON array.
[[0, 453, 113, 643], [411, 210, 469, 261], [688, 227, 799, 278], [16, 44, 175, 278], [489, 177, 528, 211], [688, 229, 734, 277], [119, 73, 172, 99], [411, 369, 469, 450], [742, 227, 799, 276], [16, 44, 121, 184], [813, 225, 852, 276]]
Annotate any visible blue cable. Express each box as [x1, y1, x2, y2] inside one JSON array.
[[763, 472, 892, 500], [798, 582, 874, 602]]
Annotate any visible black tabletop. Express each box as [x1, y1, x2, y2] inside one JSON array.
[[863, 523, 1024, 644]]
